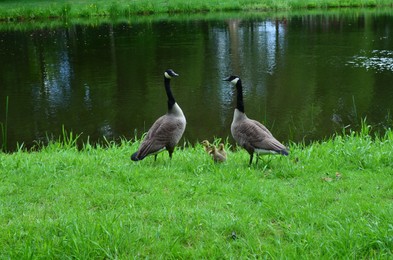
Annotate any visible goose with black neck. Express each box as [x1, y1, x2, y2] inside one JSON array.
[[131, 69, 186, 161], [223, 75, 288, 166]]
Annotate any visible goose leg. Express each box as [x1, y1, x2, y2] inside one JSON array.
[[154, 154, 158, 161], [168, 147, 174, 159], [249, 153, 254, 166]]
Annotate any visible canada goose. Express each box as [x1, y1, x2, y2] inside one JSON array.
[[209, 145, 227, 163], [201, 140, 213, 153], [218, 143, 227, 158], [223, 75, 288, 166], [131, 69, 186, 161]]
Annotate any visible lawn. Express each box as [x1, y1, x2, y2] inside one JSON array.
[[0, 125, 392, 258]]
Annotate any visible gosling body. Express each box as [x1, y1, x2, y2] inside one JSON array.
[[209, 145, 227, 163], [217, 143, 227, 158]]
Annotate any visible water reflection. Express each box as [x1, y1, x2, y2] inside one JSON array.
[[1, 11, 393, 150]]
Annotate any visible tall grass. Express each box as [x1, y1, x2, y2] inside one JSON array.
[[1, 0, 393, 21], [0, 124, 392, 258]]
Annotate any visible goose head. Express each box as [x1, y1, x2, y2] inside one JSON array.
[[164, 69, 179, 79], [223, 75, 240, 85]]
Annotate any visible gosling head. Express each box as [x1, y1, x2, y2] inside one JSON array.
[[202, 140, 210, 147], [218, 143, 225, 150], [208, 145, 217, 154], [202, 140, 213, 153], [164, 69, 179, 79], [223, 75, 240, 85]]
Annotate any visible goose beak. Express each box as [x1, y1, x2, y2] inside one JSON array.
[[222, 76, 231, 81]]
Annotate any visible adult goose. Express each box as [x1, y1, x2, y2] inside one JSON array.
[[131, 69, 186, 161], [223, 75, 288, 166]]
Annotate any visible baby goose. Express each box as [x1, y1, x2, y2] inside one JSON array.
[[217, 143, 227, 158], [209, 145, 226, 163], [202, 140, 213, 153]]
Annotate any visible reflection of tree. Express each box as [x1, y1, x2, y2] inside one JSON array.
[[30, 30, 73, 142], [34, 32, 72, 110], [228, 19, 241, 74]]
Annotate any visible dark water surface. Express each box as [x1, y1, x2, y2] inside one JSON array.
[[1, 10, 393, 150]]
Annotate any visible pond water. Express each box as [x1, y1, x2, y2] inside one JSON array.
[[1, 9, 393, 150]]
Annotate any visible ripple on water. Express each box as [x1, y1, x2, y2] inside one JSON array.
[[347, 50, 393, 72]]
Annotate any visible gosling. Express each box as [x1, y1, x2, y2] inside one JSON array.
[[217, 143, 227, 158], [202, 140, 213, 153], [209, 145, 227, 163]]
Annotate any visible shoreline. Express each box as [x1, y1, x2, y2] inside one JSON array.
[[1, 0, 393, 22]]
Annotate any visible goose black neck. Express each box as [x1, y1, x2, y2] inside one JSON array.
[[165, 77, 176, 110], [236, 79, 245, 113]]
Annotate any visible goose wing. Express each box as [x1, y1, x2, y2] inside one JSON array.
[[233, 118, 287, 153], [134, 114, 184, 159], [250, 119, 273, 136]]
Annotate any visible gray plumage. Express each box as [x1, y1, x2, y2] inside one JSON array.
[[131, 69, 186, 161], [224, 75, 288, 165]]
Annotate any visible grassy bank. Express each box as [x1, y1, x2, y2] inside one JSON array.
[[1, 0, 393, 21], [1, 125, 392, 258], [3, 8, 393, 32]]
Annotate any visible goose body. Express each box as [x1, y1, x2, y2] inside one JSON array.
[[224, 76, 288, 165], [131, 69, 186, 161]]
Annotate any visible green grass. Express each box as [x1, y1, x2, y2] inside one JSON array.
[[1, 124, 392, 258], [0, 0, 393, 21], [1, 7, 393, 32]]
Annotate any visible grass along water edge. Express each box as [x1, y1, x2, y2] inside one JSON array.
[[0, 125, 392, 258], [1, 0, 393, 21]]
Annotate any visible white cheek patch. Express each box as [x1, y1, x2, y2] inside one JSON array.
[[164, 72, 171, 79], [231, 78, 239, 84]]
